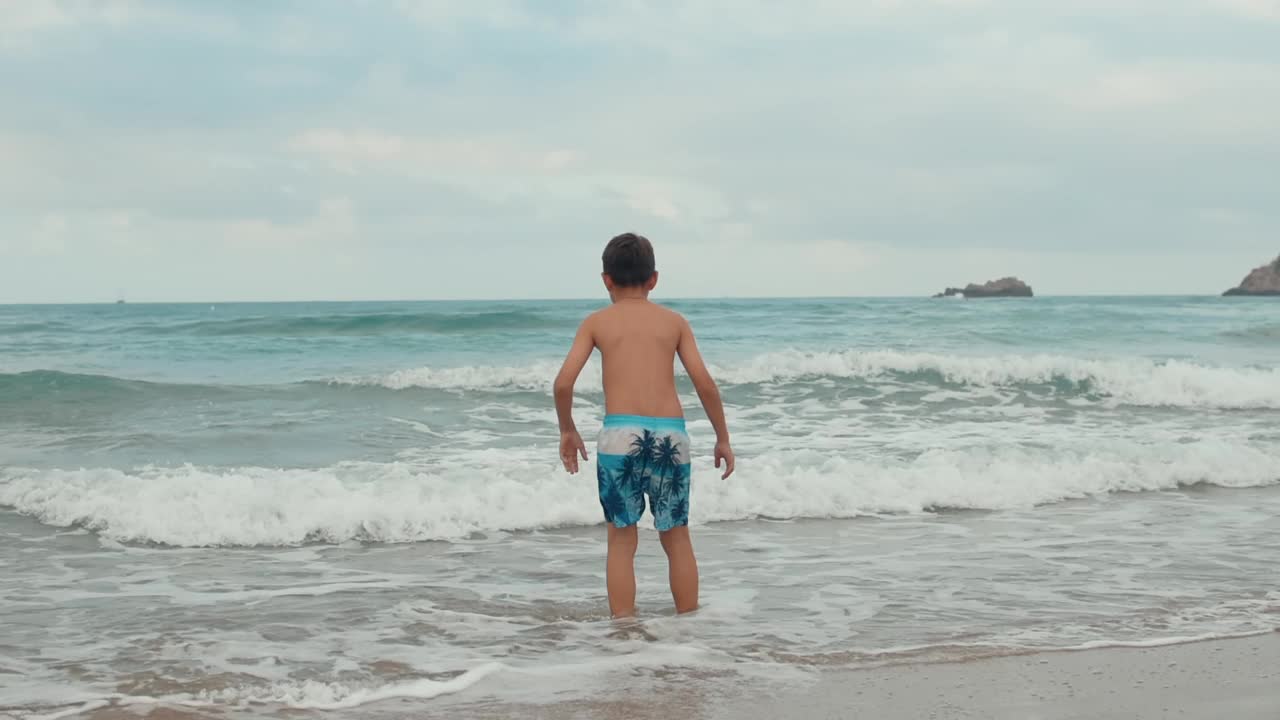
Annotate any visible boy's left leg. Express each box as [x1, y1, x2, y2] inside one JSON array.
[[659, 525, 699, 614], [606, 524, 639, 618]]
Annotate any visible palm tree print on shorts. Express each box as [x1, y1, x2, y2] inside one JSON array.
[[596, 421, 692, 531]]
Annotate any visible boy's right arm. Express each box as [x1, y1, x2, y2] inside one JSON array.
[[553, 316, 595, 474], [676, 316, 735, 479]]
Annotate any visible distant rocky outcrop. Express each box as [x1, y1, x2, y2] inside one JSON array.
[[1223, 255, 1280, 296], [933, 277, 1033, 298]]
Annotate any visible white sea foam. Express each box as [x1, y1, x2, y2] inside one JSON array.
[[350, 351, 1280, 409], [2, 438, 1276, 547], [14, 647, 738, 717], [17, 664, 502, 719], [187, 661, 503, 709], [1063, 629, 1276, 651], [368, 360, 582, 392], [27, 700, 112, 720]]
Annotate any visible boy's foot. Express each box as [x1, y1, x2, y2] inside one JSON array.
[[606, 616, 658, 642]]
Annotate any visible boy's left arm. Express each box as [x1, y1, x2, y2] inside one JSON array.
[[553, 317, 595, 473]]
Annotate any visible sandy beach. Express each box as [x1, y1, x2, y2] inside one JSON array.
[[24, 634, 1277, 720], [423, 633, 1279, 720], [723, 633, 1280, 720]]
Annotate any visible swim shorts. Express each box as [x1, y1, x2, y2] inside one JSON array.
[[596, 415, 692, 531]]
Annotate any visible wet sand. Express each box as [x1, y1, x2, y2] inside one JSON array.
[[21, 633, 1277, 719], [438, 633, 1280, 720], [720, 633, 1280, 720]]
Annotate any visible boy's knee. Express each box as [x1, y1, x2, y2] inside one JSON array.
[[658, 526, 691, 552], [608, 524, 639, 549]]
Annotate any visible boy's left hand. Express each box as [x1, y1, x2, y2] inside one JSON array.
[[560, 431, 589, 473]]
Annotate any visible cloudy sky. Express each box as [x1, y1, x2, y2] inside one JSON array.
[[1, 0, 1277, 302]]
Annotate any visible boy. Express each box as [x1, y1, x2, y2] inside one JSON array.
[[553, 232, 735, 618]]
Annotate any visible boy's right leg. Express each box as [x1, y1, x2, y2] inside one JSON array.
[[658, 526, 699, 614], [606, 524, 639, 618]]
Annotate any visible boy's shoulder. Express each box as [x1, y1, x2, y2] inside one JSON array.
[[653, 303, 691, 331], [587, 302, 687, 326]]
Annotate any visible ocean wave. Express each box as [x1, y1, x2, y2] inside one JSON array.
[[3, 439, 1276, 547], [106, 310, 564, 337], [6, 350, 1280, 410], [0, 370, 167, 401], [364, 361, 572, 392], [0, 370, 237, 405], [1220, 323, 1280, 343], [7, 348, 1280, 409], [358, 351, 1280, 409], [0, 321, 71, 335]]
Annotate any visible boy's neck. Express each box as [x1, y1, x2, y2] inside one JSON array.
[[610, 288, 650, 303]]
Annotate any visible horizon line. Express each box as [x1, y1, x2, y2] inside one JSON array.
[[0, 292, 1250, 306]]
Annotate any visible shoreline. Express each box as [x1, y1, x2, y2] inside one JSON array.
[[19, 624, 1279, 720], [430, 633, 1280, 720], [718, 632, 1280, 720]]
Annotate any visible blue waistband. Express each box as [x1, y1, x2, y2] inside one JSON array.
[[603, 414, 687, 432]]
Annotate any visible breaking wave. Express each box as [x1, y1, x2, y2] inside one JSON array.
[[6, 351, 1280, 411], [355, 351, 1280, 410], [3, 438, 1277, 547]]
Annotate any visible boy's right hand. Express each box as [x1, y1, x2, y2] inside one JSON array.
[[560, 431, 589, 474], [714, 440, 735, 479]]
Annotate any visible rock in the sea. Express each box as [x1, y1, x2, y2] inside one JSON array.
[[1223, 255, 1280, 296], [933, 277, 1033, 298]]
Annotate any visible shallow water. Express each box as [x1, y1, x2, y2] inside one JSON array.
[[4, 487, 1278, 718], [1, 297, 1278, 716]]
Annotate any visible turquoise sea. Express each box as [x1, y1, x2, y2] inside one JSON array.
[[2, 297, 1278, 717]]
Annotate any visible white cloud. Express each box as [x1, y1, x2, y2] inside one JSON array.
[[0, 0, 148, 50], [0, 0, 238, 52], [1050, 60, 1280, 141], [1197, 208, 1253, 226], [1212, 0, 1280, 20], [625, 190, 681, 222], [0, 0, 132, 32], [286, 129, 583, 177], [653, 233, 874, 297], [1069, 65, 1191, 111], [390, 0, 1278, 56], [390, 0, 532, 29], [222, 197, 357, 249], [612, 177, 731, 224]]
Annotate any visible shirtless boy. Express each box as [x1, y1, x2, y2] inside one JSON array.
[[553, 232, 735, 618]]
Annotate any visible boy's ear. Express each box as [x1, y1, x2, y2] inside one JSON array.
[[601, 273, 615, 292], [645, 272, 659, 292]]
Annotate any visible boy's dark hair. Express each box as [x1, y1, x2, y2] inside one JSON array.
[[602, 233, 656, 287]]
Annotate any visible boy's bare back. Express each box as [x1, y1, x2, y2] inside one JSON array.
[[586, 300, 689, 418]]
